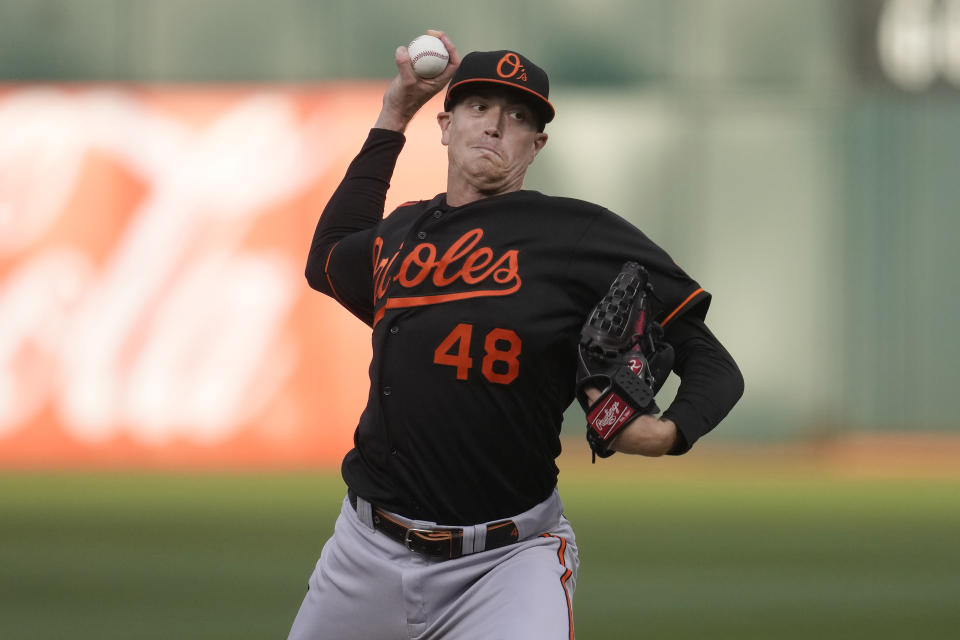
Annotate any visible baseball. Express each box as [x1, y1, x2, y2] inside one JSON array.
[[408, 34, 449, 78]]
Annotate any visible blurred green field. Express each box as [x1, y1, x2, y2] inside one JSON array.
[[2, 452, 959, 640]]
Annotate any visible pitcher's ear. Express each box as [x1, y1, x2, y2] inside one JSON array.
[[533, 132, 548, 155], [438, 111, 452, 145]]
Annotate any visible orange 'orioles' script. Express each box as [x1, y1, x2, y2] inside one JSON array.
[[372, 228, 521, 325]]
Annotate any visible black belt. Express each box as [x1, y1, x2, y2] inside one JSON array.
[[349, 490, 519, 560]]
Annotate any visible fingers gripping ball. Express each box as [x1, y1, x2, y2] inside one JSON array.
[[408, 35, 449, 78], [576, 263, 675, 462]]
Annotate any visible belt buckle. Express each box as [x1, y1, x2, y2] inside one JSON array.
[[404, 527, 458, 559], [404, 527, 437, 552]]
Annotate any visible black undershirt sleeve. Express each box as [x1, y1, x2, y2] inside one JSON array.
[[306, 128, 405, 262], [304, 128, 406, 323], [661, 313, 744, 455]]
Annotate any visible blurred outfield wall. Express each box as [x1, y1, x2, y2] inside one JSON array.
[[0, 0, 958, 467]]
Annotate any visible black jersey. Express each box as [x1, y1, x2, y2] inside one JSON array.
[[307, 128, 735, 525]]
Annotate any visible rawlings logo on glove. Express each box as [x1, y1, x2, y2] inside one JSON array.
[[587, 395, 635, 438], [576, 262, 674, 462]]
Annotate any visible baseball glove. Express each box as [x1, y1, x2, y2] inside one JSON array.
[[576, 262, 674, 462]]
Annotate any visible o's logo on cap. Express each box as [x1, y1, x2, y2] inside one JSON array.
[[496, 52, 528, 82]]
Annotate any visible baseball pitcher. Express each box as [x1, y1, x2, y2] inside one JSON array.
[[289, 29, 744, 640]]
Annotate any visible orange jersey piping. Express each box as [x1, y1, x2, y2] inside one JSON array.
[[323, 242, 343, 304], [660, 288, 704, 328]]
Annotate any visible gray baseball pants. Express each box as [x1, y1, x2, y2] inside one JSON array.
[[286, 489, 579, 639]]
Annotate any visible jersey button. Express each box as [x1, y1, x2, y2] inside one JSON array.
[[432, 211, 442, 219], [416, 231, 427, 240], [383, 386, 392, 396], [389, 326, 399, 335]]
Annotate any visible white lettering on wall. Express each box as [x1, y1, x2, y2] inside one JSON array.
[[0, 88, 330, 445]]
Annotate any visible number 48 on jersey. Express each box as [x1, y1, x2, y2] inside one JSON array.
[[433, 323, 521, 385]]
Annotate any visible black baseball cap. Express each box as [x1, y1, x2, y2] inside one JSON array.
[[444, 50, 555, 129]]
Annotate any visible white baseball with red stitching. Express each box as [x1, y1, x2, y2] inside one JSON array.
[[407, 35, 449, 78]]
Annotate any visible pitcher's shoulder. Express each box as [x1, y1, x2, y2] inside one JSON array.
[[520, 191, 609, 217]]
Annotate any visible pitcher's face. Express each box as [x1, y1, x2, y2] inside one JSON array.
[[438, 89, 548, 197]]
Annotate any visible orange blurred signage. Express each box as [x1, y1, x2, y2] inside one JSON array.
[[0, 84, 448, 468]]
